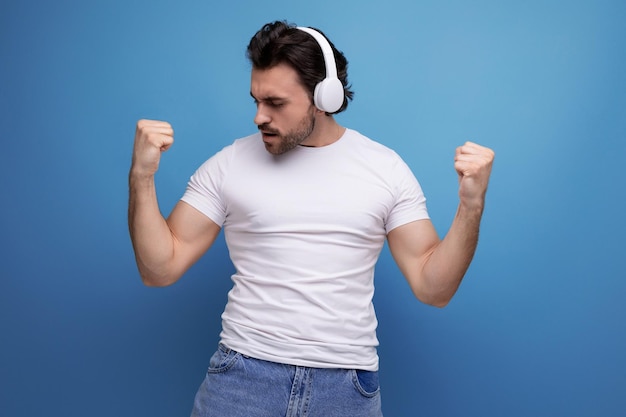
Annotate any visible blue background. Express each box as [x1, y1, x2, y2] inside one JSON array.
[[2, 0, 625, 416]]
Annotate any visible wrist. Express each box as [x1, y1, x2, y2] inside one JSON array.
[[129, 166, 156, 186], [458, 198, 485, 216]]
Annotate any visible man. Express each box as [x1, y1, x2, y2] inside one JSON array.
[[129, 20, 494, 417]]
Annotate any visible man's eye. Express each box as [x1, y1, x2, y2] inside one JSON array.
[[252, 99, 284, 108]]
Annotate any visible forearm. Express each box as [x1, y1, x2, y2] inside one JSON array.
[[389, 142, 493, 307], [128, 171, 178, 286], [420, 203, 483, 306]]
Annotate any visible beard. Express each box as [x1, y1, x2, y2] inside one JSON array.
[[259, 107, 316, 155]]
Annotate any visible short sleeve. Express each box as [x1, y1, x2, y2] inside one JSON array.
[[384, 157, 430, 233], [180, 144, 233, 227]]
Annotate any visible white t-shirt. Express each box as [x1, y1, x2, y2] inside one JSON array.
[[181, 128, 429, 371]]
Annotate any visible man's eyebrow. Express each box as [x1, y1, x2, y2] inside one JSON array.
[[249, 92, 287, 102]]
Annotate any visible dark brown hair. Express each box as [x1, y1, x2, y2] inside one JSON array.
[[246, 20, 354, 115]]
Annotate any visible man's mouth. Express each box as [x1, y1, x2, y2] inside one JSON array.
[[259, 125, 279, 138], [260, 132, 280, 144]]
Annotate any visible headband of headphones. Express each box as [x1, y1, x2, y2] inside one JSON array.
[[297, 27, 345, 113]]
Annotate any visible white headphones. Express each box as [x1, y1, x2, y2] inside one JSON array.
[[297, 27, 345, 113]]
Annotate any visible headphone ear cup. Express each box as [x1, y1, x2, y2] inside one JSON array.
[[314, 77, 344, 113]]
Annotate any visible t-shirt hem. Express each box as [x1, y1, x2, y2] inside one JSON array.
[[220, 338, 380, 371]]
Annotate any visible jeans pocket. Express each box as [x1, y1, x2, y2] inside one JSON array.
[[351, 369, 380, 398], [207, 344, 241, 374]]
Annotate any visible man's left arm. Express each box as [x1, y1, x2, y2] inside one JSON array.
[[387, 142, 495, 307]]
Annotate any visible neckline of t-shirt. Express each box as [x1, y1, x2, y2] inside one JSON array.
[[294, 128, 353, 153]]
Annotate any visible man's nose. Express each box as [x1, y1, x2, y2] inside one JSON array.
[[254, 105, 271, 126]]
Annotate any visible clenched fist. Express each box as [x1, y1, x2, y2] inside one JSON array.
[[131, 119, 174, 177], [454, 142, 495, 211]]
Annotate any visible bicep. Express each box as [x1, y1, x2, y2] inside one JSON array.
[[166, 200, 221, 271], [387, 219, 440, 289]]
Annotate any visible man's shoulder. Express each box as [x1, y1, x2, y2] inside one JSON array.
[[344, 128, 402, 159]]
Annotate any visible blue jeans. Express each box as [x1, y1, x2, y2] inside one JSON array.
[[190, 344, 383, 417]]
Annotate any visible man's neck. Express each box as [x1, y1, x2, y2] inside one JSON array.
[[301, 115, 345, 148]]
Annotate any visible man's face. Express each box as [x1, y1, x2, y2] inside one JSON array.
[[251, 63, 317, 155]]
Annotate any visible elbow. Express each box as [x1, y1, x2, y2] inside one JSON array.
[[138, 268, 180, 288], [141, 277, 171, 287], [411, 281, 456, 308], [416, 292, 453, 308], [408, 271, 462, 308], [428, 297, 452, 308]]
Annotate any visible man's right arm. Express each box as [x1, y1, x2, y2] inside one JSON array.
[[128, 120, 221, 287]]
